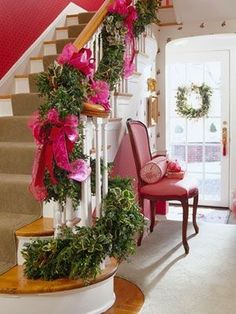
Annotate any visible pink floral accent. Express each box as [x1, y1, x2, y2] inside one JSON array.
[[125, 6, 138, 30], [57, 43, 77, 65], [68, 159, 91, 182], [167, 160, 182, 172], [108, 0, 129, 16], [89, 80, 111, 111], [123, 55, 135, 78], [57, 44, 95, 77]]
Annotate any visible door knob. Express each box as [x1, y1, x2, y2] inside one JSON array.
[[222, 127, 227, 156]]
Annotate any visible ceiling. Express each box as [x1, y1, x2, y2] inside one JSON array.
[[173, 0, 236, 24]]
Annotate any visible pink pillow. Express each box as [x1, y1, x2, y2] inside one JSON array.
[[140, 156, 167, 184]]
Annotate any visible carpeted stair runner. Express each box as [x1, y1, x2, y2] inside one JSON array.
[[0, 11, 94, 275]]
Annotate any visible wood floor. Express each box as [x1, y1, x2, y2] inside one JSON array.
[[105, 277, 144, 313]]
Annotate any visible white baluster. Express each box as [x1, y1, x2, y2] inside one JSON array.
[[80, 115, 89, 226], [65, 197, 74, 227], [102, 118, 108, 198], [84, 118, 93, 226], [54, 203, 63, 238], [93, 117, 103, 218]]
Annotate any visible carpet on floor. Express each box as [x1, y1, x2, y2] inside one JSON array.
[[118, 220, 236, 314], [167, 206, 230, 224]]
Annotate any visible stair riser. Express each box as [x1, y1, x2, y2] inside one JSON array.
[[0, 99, 13, 117], [56, 29, 69, 40], [66, 16, 79, 26], [15, 78, 29, 94], [0, 180, 41, 215], [0, 117, 33, 142], [0, 146, 34, 175], [44, 43, 57, 56], [30, 60, 44, 74]]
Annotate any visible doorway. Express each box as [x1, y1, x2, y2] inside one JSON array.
[[166, 46, 229, 207]]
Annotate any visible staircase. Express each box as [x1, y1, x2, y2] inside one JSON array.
[[0, 0, 159, 313]]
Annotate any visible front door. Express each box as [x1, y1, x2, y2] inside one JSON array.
[[167, 50, 229, 207]]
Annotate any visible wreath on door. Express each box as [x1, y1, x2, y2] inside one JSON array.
[[175, 83, 213, 119]]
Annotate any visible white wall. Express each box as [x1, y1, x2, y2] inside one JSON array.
[[154, 20, 236, 205]]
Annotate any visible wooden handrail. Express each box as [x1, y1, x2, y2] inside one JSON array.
[[73, 0, 113, 50]]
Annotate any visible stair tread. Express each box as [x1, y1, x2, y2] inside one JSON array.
[[0, 259, 117, 294], [0, 142, 34, 148], [15, 217, 54, 237], [0, 173, 31, 183]]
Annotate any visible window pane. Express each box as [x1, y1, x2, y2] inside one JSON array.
[[205, 145, 221, 173], [186, 63, 204, 85], [187, 145, 203, 172], [205, 118, 221, 143], [204, 173, 221, 201], [187, 120, 203, 142], [205, 62, 221, 88], [208, 89, 221, 117], [170, 118, 186, 143], [170, 144, 186, 162]]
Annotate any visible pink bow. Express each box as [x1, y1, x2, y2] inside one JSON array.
[[29, 109, 91, 201], [57, 44, 95, 77]]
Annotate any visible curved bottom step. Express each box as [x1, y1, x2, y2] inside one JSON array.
[[0, 260, 117, 314]]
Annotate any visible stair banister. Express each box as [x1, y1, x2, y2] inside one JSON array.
[[73, 0, 114, 50]]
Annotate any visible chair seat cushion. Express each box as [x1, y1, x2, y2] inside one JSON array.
[[140, 175, 198, 199]]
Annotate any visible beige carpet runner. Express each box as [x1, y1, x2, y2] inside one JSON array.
[[118, 220, 236, 314], [0, 12, 95, 275]]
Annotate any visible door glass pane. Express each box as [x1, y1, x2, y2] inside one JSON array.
[[187, 120, 203, 142], [205, 118, 221, 143], [187, 145, 203, 172], [186, 63, 204, 84], [204, 173, 221, 201], [168, 64, 186, 89], [170, 144, 186, 162], [208, 89, 221, 117], [205, 62, 221, 88], [205, 145, 221, 173], [170, 118, 186, 143]]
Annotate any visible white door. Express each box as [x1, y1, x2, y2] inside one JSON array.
[[166, 50, 229, 207]]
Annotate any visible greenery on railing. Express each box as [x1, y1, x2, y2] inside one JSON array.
[[22, 179, 145, 282]]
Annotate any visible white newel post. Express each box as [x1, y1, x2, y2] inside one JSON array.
[[94, 117, 103, 218], [102, 118, 108, 197]]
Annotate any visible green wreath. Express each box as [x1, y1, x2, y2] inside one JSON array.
[[175, 83, 213, 119]]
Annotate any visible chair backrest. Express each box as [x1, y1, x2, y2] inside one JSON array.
[[126, 119, 152, 184]]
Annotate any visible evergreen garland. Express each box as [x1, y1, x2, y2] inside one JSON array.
[[22, 180, 145, 282]]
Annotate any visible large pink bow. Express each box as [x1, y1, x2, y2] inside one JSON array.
[[29, 109, 91, 201], [57, 44, 95, 77]]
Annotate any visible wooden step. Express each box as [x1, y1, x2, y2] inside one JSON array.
[[0, 258, 117, 294], [15, 217, 54, 237]]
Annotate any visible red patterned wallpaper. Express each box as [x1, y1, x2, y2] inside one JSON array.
[[0, 0, 104, 79]]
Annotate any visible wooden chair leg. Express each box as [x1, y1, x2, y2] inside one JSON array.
[[192, 194, 199, 234], [181, 199, 189, 254], [150, 200, 156, 233]]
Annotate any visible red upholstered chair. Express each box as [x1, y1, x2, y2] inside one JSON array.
[[126, 119, 199, 254]]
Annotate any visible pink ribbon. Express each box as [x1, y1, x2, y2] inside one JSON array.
[[29, 109, 91, 201]]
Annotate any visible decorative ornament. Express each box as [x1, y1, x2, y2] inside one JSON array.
[[175, 83, 213, 119], [147, 78, 157, 92]]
